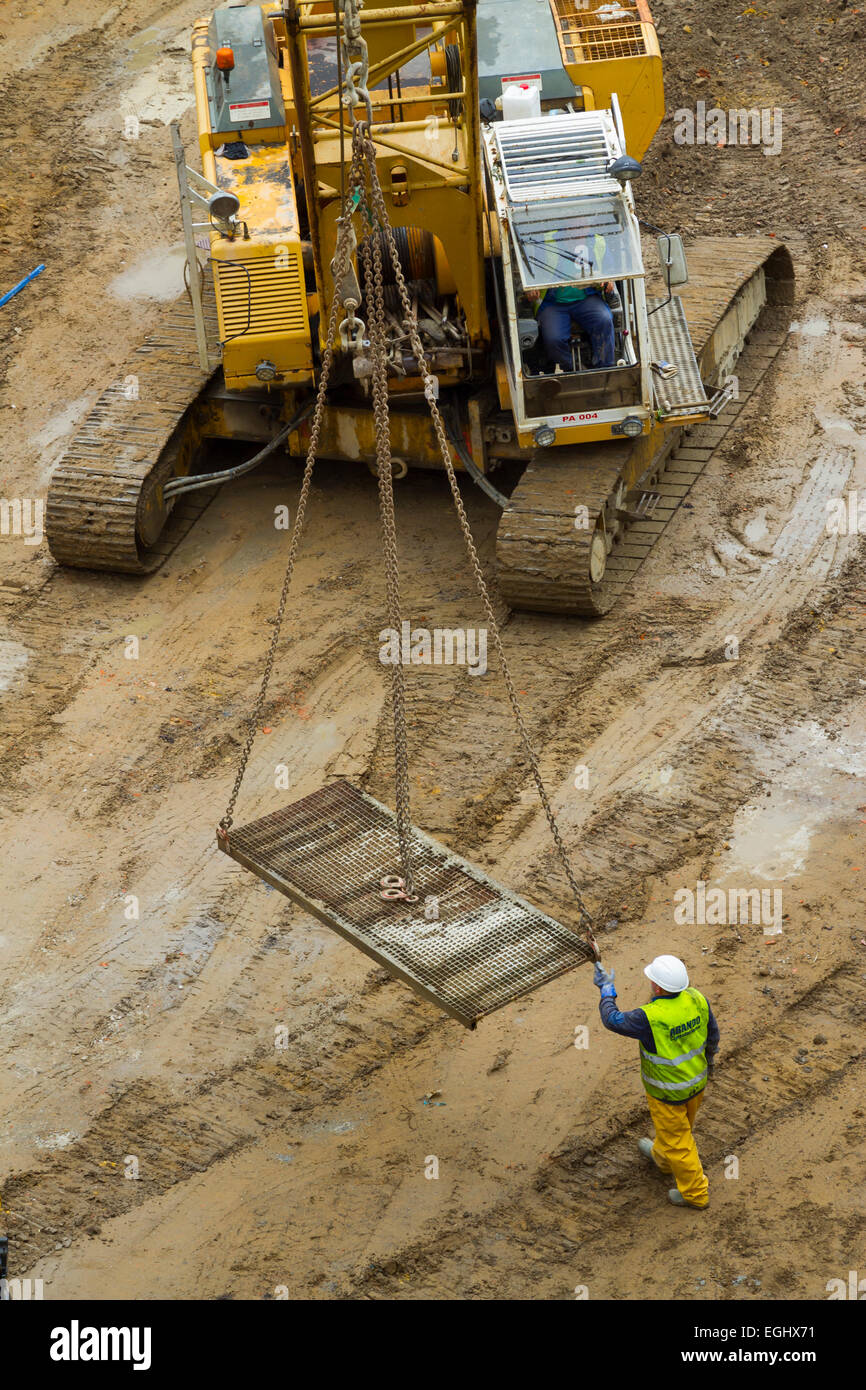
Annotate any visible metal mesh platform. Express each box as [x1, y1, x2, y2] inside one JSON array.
[[647, 294, 710, 418], [218, 781, 594, 1027]]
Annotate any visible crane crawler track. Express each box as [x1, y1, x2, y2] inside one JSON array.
[[46, 284, 220, 573], [496, 238, 794, 615]]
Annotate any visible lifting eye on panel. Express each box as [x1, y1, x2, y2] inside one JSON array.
[[379, 875, 419, 904]]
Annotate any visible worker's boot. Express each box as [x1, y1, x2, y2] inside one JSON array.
[[668, 1188, 707, 1209], [637, 1138, 655, 1160]]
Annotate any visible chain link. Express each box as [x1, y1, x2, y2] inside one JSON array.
[[358, 167, 416, 892]]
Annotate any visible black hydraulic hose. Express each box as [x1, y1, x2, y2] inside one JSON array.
[[640, 218, 674, 318], [220, 260, 253, 343], [163, 401, 317, 499], [443, 409, 510, 510]]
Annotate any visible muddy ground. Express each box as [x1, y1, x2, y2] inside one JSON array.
[[1, 1, 865, 1300]]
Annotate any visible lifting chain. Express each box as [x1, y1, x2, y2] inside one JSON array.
[[357, 161, 416, 893], [353, 123, 599, 955], [338, 0, 373, 125], [219, 7, 597, 956]]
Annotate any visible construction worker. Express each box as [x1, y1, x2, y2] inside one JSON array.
[[532, 282, 616, 370], [525, 231, 616, 370], [593, 954, 719, 1209]]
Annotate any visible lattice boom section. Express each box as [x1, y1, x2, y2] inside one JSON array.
[[219, 781, 595, 1026]]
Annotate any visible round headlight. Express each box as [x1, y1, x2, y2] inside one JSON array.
[[533, 425, 556, 448], [208, 190, 241, 222], [620, 415, 643, 437], [255, 359, 278, 382]]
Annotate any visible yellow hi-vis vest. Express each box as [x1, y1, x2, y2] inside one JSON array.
[[640, 987, 710, 1102]]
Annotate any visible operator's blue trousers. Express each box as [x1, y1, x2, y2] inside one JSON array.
[[538, 292, 615, 371]]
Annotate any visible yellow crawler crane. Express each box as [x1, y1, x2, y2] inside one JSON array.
[[46, 0, 793, 615]]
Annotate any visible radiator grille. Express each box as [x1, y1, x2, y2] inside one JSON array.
[[494, 112, 617, 201], [214, 252, 306, 341]]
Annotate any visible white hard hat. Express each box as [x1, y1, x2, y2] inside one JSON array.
[[644, 954, 689, 992]]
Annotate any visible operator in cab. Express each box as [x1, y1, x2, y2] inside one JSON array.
[[525, 237, 616, 370]]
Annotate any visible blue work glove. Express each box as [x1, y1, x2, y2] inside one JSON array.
[[593, 962, 615, 989]]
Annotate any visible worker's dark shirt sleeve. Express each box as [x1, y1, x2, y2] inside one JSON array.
[[598, 997, 654, 1049], [706, 1003, 720, 1061]]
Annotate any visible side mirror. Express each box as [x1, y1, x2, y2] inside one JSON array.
[[658, 234, 689, 288]]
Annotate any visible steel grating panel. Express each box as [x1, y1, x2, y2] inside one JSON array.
[[647, 295, 709, 417], [218, 781, 595, 1027], [572, 23, 647, 63]]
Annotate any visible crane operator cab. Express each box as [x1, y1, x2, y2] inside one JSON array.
[[483, 105, 657, 447]]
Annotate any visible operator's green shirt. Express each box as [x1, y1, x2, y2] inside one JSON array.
[[545, 285, 593, 304], [541, 232, 607, 304]]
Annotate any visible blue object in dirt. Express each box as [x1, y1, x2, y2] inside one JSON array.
[[0, 264, 45, 308]]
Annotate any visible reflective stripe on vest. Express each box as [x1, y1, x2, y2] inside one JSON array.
[[640, 987, 709, 1102]]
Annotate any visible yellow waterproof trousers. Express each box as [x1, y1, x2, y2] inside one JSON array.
[[646, 1089, 709, 1208]]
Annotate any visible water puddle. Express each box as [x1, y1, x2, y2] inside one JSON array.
[[720, 720, 866, 884], [109, 246, 188, 302], [790, 315, 830, 338], [83, 26, 193, 135], [124, 24, 173, 74]]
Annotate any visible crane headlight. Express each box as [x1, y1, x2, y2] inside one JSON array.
[[617, 415, 644, 438], [208, 190, 241, 224]]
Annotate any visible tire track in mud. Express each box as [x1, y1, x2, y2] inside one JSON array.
[[348, 961, 866, 1299], [3, 970, 447, 1268], [522, 556, 866, 924], [10, 557, 863, 1287], [0, 636, 387, 1115], [441, 309, 866, 923]]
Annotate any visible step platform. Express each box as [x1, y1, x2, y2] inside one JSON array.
[[217, 780, 594, 1027]]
